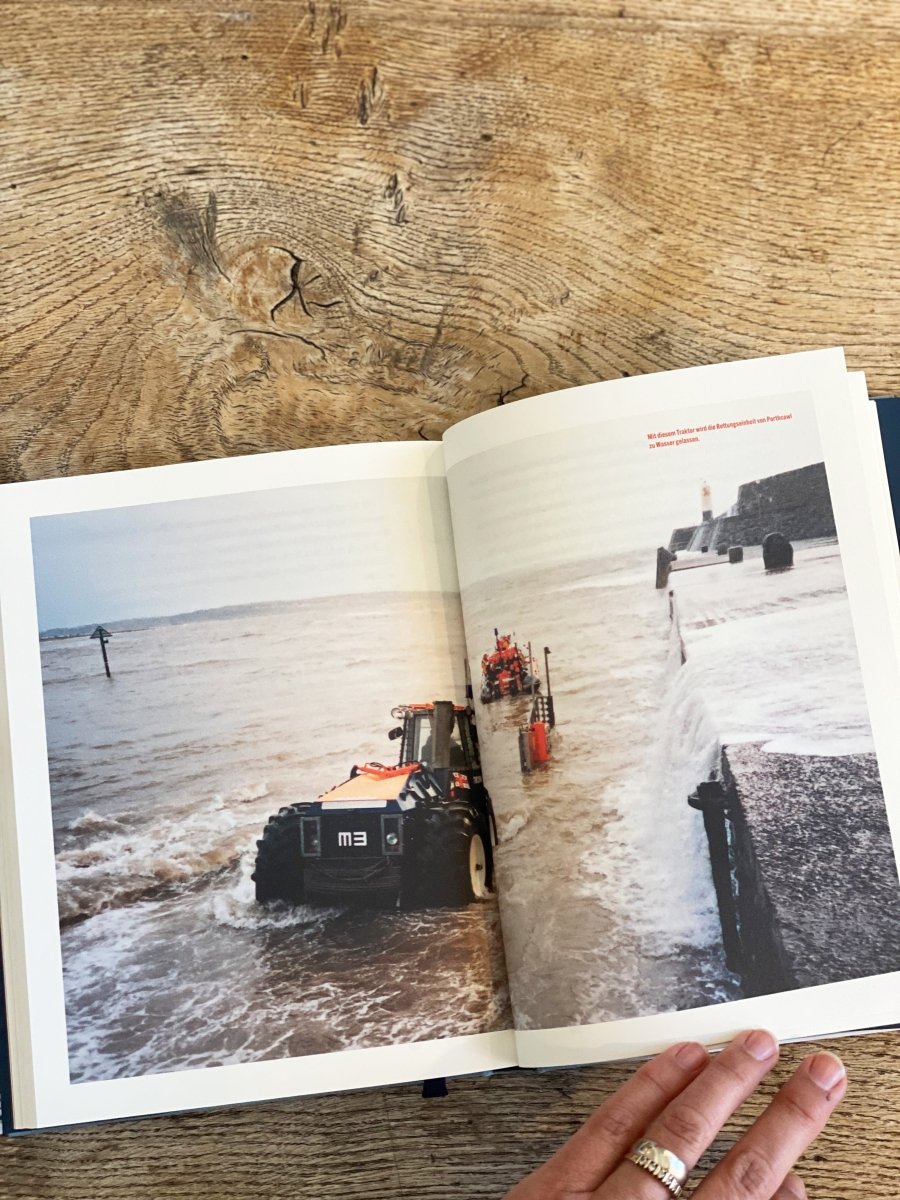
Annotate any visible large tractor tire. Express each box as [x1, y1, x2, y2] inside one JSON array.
[[402, 806, 492, 909], [252, 805, 307, 905]]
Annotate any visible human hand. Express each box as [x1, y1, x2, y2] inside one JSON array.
[[505, 1029, 846, 1199]]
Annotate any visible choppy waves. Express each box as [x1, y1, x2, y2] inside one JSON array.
[[55, 785, 271, 925], [464, 552, 739, 1030], [43, 593, 510, 1082]]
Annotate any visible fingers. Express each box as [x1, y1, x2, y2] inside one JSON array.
[[505, 1040, 709, 1197], [505, 1035, 842, 1200], [772, 1175, 807, 1199], [600, 1029, 780, 1199], [695, 1051, 846, 1198], [560, 1041, 709, 1186]]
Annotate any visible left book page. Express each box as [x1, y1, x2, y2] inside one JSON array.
[[0, 442, 514, 1131]]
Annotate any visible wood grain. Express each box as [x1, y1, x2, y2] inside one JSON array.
[[3, 0, 900, 1195], [2, 1036, 899, 1198], [5, 0, 900, 484]]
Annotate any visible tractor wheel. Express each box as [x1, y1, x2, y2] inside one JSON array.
[[252, 805, 307, 905], [468, 831, 492, 900], [402, 806, 491, 908]]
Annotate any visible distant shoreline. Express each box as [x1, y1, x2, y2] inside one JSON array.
[[38, 589, 457, 641]]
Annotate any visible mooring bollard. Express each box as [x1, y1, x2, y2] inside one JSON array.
[[655, 546, 675, 589], [728, 545, 743, 563], [762, 531, 793, 569]]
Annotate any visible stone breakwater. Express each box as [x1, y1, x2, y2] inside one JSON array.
[[669, 462, 836, 555], [714, 745, 900, 993], [667, 544, 900, 996]]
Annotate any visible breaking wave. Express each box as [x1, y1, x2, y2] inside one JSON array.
[[55, 785, 271, 925], [42, 592, 510, 1083]]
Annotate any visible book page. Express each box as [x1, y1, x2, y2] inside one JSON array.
[[0, 442, 514, 1130], [444, 350, 900, 1066]]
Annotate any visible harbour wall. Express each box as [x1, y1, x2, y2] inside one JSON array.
[[669, 588, 900, 997], [702, 744, 900, 995], [669, 462, 836, 554]]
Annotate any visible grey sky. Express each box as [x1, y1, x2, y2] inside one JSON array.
[[31, 476, 457, 631], [447, 394, 824, 589]]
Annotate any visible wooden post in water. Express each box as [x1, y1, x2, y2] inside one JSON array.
[[688, 781, 742, 972], [543, 646, 554, 728], [90, 625, 112, 678]]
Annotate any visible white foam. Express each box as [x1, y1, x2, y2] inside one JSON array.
[[673, 546, 875, 753]]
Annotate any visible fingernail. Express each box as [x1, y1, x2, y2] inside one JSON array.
[[807, 1051, 846, 1091], [742, 1029, 778, 1061], [780, 1174, 807, 1199], [673, 1041, 708, 1070]]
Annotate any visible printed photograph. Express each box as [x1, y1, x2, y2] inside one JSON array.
[[32, 477, 509, 1083], [448, 392, 900, 1031]]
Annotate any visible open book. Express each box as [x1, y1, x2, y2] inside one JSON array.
[[3, 348, 900, 1132]]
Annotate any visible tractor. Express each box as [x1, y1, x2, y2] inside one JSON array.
[[252, 701, 496, 909]]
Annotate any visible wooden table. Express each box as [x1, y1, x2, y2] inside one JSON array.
[[3, 1, 900, 1194]]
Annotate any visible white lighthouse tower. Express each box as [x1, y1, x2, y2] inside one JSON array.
[[701, 480, 713, 523]]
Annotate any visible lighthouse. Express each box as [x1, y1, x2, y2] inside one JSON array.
[[701, 480, 712, 523]]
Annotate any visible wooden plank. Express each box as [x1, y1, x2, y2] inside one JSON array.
[[2, 2, 900, 1196], [4, 0, 900, 483], [2, 1038, 899, 1198]]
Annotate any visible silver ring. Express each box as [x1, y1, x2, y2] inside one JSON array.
[[627, 1138, 688, 1196]]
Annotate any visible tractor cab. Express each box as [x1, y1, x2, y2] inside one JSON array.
[[253, 700, 493, 910], [389, 703, 478, 773]]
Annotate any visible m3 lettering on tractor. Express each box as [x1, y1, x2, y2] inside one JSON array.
[[252, 701, 497, 910]]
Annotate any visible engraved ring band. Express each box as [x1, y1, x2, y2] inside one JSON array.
[[626, 1138, 689, 1197]]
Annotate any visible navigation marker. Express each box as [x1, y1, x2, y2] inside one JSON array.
[[90, 625, 112, 678]]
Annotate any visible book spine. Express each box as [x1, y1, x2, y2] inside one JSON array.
[[0, 913, 14, 1134], [875, 396, 900, 544]]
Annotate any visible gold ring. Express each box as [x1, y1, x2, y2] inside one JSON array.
[[627, 1138, 688, 1196]]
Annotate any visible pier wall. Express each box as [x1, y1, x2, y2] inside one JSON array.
[[669, 462, 836, 554], [669, 581, 900, 997], [717, 744, 900, 994], [669, 526, 696, 552]]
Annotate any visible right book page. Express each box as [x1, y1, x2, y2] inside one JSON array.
[[443, 349, 900, 1068]]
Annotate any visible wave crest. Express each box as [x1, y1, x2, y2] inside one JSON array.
[[56, 786, 270, 925]]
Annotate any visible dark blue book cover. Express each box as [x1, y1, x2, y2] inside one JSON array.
[[876, 397, 900, 547], [0, 926, 13, 1133]]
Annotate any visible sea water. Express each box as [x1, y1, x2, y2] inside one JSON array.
[[465, 548, 739, 1031], [42, 543, 871, 1073], [42, 591, 510, 1083], [464, 541, 876, 1032]]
